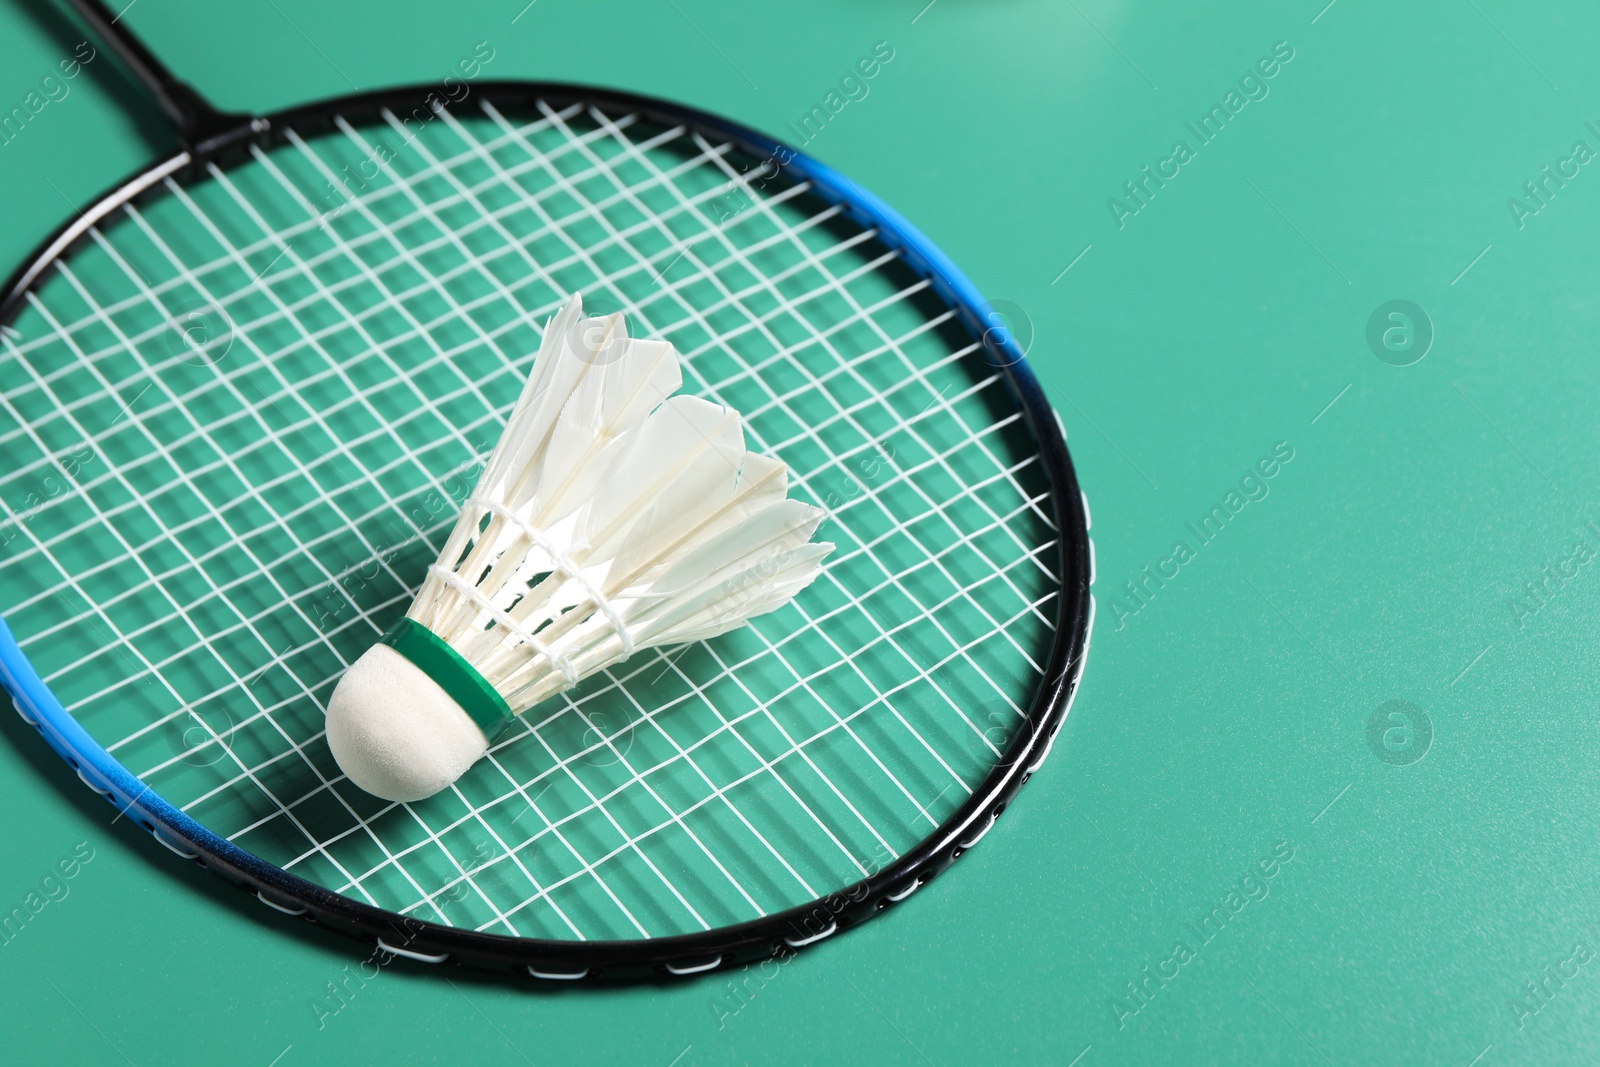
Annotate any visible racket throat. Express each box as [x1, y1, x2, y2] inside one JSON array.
[[65, 0, 259, 153]]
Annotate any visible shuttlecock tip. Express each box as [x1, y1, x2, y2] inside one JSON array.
[[326, 643, 490, 802]]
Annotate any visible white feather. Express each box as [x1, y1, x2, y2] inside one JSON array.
[[605, 452, 790, 587], [323, 294, 832, 799], [536, 320, 681, 522], [352, 296, 831, 796]]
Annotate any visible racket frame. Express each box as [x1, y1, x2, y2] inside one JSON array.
[[0, 2, 1094, 980]]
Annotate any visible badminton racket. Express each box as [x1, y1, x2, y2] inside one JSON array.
[[0, 0, 1094, 979]]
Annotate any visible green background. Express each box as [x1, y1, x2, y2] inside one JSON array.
[[2, 0, 1598, 1063]]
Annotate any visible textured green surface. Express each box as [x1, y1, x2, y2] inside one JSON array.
[[1, 0, 1598, 1065]]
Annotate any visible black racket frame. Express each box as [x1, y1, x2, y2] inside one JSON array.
[[0, 0, 1094, 981]]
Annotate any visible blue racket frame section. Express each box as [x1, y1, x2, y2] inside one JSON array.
[[0, 82, 1094, 980]]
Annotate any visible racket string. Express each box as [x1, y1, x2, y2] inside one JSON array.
[[0, 101, 1062, 938], [606, 120, 1051, 772], [508, 105, 966, 850], [0, 157, 834, 500], [310, 102, 960, 887], [278, 486, 1055, 905], [1, 100, 604, 357], [7, 220, 616, 928]]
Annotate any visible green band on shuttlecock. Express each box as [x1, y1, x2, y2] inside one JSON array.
[[378, 618, 513, 735]]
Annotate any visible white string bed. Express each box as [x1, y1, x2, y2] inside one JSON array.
[[0, 97, 1059, 939]]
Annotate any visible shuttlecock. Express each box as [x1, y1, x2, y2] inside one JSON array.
[[325, 296, 833, 802]]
